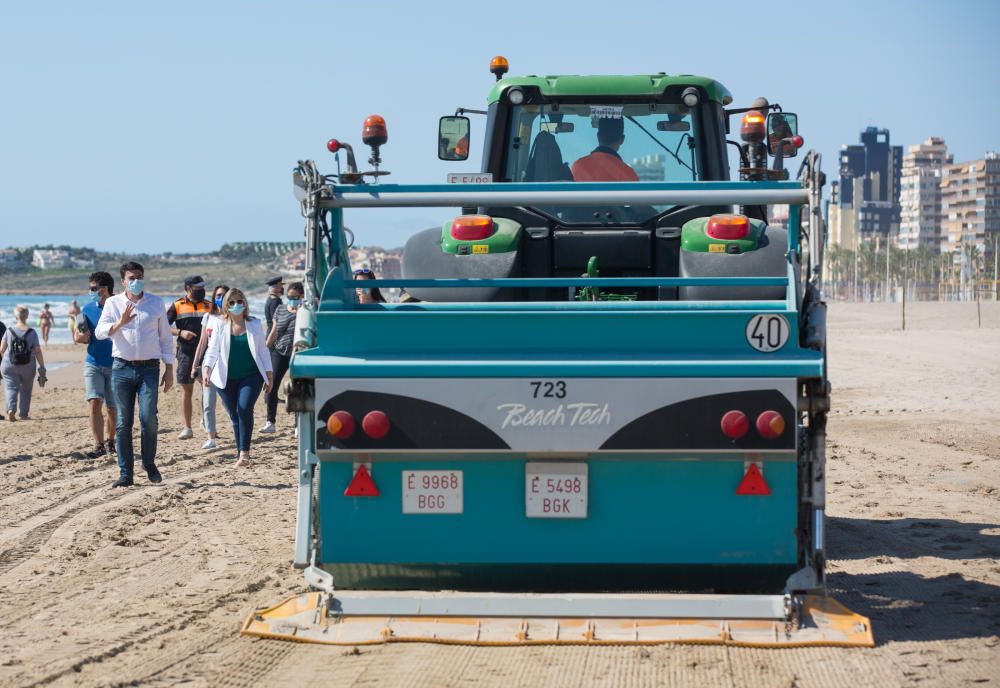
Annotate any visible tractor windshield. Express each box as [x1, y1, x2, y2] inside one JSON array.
[[502, 102, 700, 224]]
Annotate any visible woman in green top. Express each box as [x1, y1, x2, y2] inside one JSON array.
[[201, 288, 274, 467]]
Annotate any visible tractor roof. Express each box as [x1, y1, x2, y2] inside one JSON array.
[[486, 74, 733, 106]]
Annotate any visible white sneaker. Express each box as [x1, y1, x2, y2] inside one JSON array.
[[178, 427, 194, 440], [202, 438, 217, 450], [259, 422, 276, 434]]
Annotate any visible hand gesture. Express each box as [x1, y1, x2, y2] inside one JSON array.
[[117, 303, 136, 330], [179, 330, 196, 341]]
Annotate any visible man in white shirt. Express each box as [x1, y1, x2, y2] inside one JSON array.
[[96, 261, 175, 488]]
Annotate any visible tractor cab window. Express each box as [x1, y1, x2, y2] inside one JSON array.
[[503, 102, 700, 224]]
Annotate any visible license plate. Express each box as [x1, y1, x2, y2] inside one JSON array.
[[525, 463, 588, 519], [402, 471, 463, 514]]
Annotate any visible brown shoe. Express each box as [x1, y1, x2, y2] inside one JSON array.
[[7, 412, 15, 422]]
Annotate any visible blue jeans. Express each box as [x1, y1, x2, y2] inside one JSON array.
[[216, 370, 263, 452], [111, 359, 160, 478]]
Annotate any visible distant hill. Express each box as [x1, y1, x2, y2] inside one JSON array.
[[0, 242, 401, 295]]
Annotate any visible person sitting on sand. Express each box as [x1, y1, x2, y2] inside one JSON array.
[[0, 305, 46, 421], [202, 288, 273, 468]]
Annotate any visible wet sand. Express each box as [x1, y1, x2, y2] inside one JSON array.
[[1, 302, 998, 687]]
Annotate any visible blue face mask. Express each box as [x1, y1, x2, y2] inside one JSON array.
[[88, 291, 101, 303], [127, 278, 144, 295], [214, 296, 224, 309], [287, 298, 302, 308], [228, 303, 246, 315]]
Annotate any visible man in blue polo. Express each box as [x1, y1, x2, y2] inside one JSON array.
[[73, 271, 117, 458]]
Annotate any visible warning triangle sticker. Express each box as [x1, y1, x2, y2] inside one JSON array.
[[345, 465, 379, 497], [736, 463, 771, 496]]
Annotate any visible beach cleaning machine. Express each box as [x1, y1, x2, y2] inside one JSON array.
[[243, 60, 873, 647]]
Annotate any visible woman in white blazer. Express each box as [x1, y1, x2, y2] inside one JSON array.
[[202, 288, 273, 467]]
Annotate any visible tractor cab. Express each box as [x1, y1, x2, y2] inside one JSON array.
[[401, 62, 801, 303]]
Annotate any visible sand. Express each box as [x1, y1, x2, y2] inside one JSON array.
[[0, 302, 998, 687]]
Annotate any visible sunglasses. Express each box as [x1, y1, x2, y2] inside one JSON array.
[[89, 286, 101, 292], [229, 299, 245, 305], [353, 268, 373, 275]]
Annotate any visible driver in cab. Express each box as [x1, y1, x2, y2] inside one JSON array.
[[571, 117, 639, 182]]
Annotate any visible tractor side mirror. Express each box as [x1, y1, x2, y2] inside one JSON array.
[[767, 112, 799, 158], [438, 116, 471, 161]]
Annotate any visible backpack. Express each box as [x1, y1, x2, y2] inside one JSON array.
[[10, 328, 33, 365]]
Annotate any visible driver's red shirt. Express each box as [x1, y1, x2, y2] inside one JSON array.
[[571, 148, 639, 182]]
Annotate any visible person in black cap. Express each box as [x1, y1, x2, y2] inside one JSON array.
[[167, 276, 211, 439], [264, 276, 284, 336]]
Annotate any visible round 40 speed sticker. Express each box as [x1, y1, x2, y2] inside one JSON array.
[[746, 314, 790, 352]]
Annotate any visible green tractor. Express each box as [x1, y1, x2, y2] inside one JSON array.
[[400, 56, 805, 303]]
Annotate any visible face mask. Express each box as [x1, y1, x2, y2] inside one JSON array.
[[229, 303, 246, 315], [127, 279, 144, 295], [89, 291, 101, 303], [191, 288, 206, 301], [287, 298, 302, 308], [214, 296, 224, 309]]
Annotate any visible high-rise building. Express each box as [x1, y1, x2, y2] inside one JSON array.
[[939, 152, 1000, 260], [829, 126, 903, 248], [898, 138, 952, 251]]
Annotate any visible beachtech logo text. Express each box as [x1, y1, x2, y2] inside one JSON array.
[[496, 403, 612, 430]]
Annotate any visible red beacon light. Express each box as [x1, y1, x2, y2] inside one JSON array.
[[451, 214, 495, 241], [791, 135, 804, 148], [740, 110, 766, 143], [706, 214, 750, 240], [326, 138, 342, 153]]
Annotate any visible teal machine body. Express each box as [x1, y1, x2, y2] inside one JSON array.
[[285, 176, 830, 600]]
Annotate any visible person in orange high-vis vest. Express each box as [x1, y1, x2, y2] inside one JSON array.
[[571, 117, 639, 182], [167, 276, 212, 440]]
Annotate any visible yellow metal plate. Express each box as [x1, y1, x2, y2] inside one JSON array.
[[241, 593, 874, 648]]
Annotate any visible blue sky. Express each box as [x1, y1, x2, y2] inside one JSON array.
[[2, 0, 998, 254]]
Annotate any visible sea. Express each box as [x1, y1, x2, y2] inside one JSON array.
[[0, 293, 270, 345]]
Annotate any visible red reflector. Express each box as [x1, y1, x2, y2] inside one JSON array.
[[326, 410, 355, 439], [327, 138, 342, 153], [344, 464, 379, 497], [736, 463, 771, 496], [706, 214, 750, 240], [451, 215, 495, 241], [756, 410, 785, 439], [720, 410, 749, 439], [362, 410, 391, 439], [792, 135, 804, 148]]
